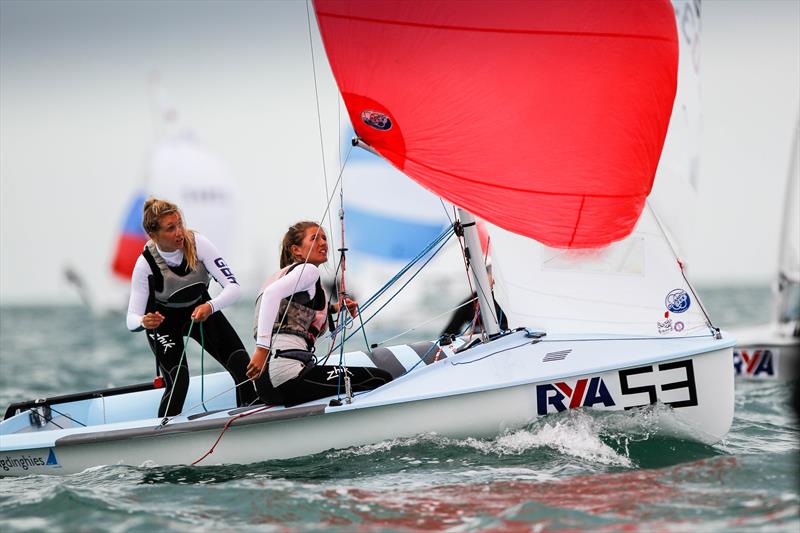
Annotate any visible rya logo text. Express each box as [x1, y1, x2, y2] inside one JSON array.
[[536, 377, 615, 415]]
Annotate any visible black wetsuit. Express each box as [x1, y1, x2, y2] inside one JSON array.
[[252, 350, 392, 407], [138, 242, 257, 417], [147, 300, 257, 417]]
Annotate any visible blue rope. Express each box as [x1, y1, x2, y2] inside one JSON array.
[[399, 335, 446, 376], [327, 225, 455, 340], [355, 304, 370, 351], [330, 231, 455, 353], [317, 225, 454, 365], [356, 225, 454, 313]]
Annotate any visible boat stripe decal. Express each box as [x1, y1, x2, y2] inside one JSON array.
[[407, 341, 439, 364], [367, 347, 406, 378], [390, 345, 426, 372], [54, 404, 326, 447], [340, 351, 376, 368]]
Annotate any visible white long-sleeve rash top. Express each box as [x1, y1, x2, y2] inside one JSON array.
[[254, 263, 323, 350], [126, 233, 241, 331]]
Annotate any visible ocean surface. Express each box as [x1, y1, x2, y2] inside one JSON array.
[[0, 285, 797, 532]]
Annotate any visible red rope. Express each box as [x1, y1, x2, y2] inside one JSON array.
[[191, 405, 274, 466]]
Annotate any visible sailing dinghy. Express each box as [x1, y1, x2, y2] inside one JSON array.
[[0, 0, 735, 477], [730, 120, 800, 380]]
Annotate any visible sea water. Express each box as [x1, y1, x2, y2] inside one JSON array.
[[0, 286, 797, 531]]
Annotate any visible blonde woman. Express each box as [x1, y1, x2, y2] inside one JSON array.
[[247, 221, 392, 406], [126, 198, 256, 417]]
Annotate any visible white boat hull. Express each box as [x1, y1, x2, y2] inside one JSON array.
[[1, 331, 734, 476], [730, 324, 800, 380]]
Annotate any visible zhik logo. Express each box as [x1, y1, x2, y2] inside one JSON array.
[[536, 377, 615, 415], [149, 332, 176, 353]]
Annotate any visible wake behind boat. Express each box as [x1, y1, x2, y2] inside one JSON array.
[[1, 0, 737, 476]]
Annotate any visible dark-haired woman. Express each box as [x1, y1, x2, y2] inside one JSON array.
[[247, 221, 392, 406], [126, 197, 257, 417]]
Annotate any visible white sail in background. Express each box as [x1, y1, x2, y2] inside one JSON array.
[[775, 120, 800, 324], [146, 131, 237, 258], [98, 80, 239, 313]]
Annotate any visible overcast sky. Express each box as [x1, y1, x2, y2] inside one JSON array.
[[1, 0, 798, 305]]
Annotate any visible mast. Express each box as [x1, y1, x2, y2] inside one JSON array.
[[457, 208, 500, 336]]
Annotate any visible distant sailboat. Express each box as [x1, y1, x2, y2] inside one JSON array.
[[731, 120, 800, 380]]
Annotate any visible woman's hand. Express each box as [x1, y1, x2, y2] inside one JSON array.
[[191, 302, 213, 322], [342, 297, 358, 318], [247, 347, 269, 380], [141, 311, 165, 330], [332, 298, 359, 318]]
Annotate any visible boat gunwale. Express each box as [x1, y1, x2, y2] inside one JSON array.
[[54, 404, 326, 447]]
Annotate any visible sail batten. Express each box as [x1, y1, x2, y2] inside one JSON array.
[[315, 0, 678, 248]]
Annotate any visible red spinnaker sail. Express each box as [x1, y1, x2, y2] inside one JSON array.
[[314, 0, 678, 248]]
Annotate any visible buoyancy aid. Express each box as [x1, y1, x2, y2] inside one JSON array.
[[142, 236, 210, 309], [253, 263, 328, 350]]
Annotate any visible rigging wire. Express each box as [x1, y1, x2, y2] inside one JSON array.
[[316, 224, 455, 365], [645, 200, 719, 336], [305, 0, 336, 243], [324, 229, 455, 356], [47, 407, 85, 428], [335, 224, 454, 323], [371, 296, 478, 348]]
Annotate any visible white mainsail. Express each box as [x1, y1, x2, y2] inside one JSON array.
[[650, 0, 703, 261]]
